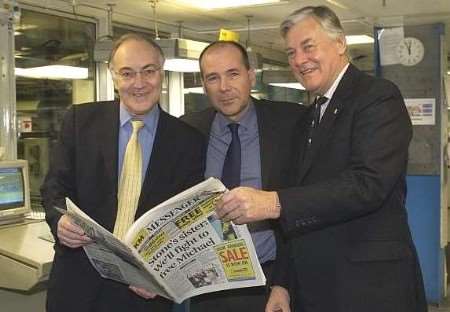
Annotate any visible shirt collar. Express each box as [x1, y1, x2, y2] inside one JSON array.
[[323, 63, 350, 100], [215, 99, 256, 135], [119, 103, 160, 136]]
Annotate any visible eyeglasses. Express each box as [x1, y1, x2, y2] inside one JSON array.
[[111, 66, 161, 81]]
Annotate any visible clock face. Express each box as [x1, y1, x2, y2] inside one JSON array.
[[396, 37, 425, 66]]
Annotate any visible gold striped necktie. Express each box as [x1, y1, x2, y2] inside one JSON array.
[[113, 119, 144, 239]]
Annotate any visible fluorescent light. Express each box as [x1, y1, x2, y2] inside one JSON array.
[[164, 59, 200, 72], [325, 0, 349, 9], [157, 38, 208, 72], [15, 65, 88, 80], [269, 82, 305, 90], [345, 35, 374, 45], [173, 0, 281, 10], [184, 87, 204, 94]]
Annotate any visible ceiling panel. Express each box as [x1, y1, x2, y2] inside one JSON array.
[[17, 0, 450, 70]]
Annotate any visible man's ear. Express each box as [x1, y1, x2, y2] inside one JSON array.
[[112, 79, 118, 90], [336, 35, 347, 56], [248, 68, 256, 87], [109, 68, 119, 89], [200, 78, 207, 94]]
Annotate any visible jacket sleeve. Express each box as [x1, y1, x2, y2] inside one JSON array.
[[270, 224, 295, 289], [40, 107, 77, 238]]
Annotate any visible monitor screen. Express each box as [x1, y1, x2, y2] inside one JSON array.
[[0, 167, 25, 210], [0, 160, 31, 225]]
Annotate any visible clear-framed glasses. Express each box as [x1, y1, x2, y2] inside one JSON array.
[[111, 66, 161, 81]]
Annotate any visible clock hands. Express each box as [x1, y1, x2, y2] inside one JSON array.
[[396, 37, 424, 66], [405, 39, 412, 55]]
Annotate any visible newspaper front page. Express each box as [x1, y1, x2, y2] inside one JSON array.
[[63, 178, 266, 303]]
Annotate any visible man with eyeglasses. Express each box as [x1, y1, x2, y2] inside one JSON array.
[[41, 33, 205, 312]]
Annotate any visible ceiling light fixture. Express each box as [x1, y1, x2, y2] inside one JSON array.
[[172, 0, 282, 10], [346, 35, 374, 45], [15, 65, 88, 80], [183, 87, 203, 94], [262, 70, 304, 90], [269, 82, 305, 90], [157, 38, 208, 73], [164, 58, 200, 72], [150, 2, 205, 72]]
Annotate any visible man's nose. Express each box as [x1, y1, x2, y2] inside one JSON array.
[[133, 72, 145, 86], [291, 50, 307, 66], [219, 78, 230, 91]]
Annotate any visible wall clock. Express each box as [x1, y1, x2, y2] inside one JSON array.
[[396, 37, 425, 66]]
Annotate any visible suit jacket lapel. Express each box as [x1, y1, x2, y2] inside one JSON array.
[[100, 101, 120, 198], [296, 106, 314, 179], [137, 107, 168, 210], [254, 99, 277, 189], [297, 64, 356, 183], [190, 100, 274, 189], [195, 108, 216, 138]]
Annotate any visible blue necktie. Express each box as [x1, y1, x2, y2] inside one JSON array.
[[221, 123, 241, 189]]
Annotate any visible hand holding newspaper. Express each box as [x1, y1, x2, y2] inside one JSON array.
[[59, 177, 266, 303]]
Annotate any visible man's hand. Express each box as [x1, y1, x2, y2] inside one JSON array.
[[129, 286, 158, 299], [215, 187, 281, 224], [57, 215, 92, 248], [266, 286, 290, 312]]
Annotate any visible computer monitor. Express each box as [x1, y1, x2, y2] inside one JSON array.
[[0, 160, 31, 226]]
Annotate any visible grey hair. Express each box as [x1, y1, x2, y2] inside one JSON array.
[[108, 33, 165, 69], [280, 6, 345, 40]]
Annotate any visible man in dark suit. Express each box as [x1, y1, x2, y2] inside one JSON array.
[[181, 41, 305, 312], [215, 6, 427, 312], [41, 33, 205, 312]]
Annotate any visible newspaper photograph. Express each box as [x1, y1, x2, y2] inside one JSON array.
[[62, 177, 266, 303]]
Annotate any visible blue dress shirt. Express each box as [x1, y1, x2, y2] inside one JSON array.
[[205, 102, 276, 263], [118, 104, 160, 184]]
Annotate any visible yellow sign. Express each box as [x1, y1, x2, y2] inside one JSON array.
[[219, 28, 240, 42], [215, 239, 255, 281]]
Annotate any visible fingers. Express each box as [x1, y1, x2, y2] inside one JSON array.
[[216, 187, 276, 224], [265, 302, 290, 312], [265, 286, 290, 312], [57, 215, 92, 248], [129, 286, 158, 299], [216, 192, 242, 222]]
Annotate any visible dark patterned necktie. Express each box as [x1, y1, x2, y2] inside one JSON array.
[[221, 123, 241, 189], [307, 96, 328, 147]]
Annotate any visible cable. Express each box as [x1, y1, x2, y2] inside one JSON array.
[[149, 0, 159, 39]]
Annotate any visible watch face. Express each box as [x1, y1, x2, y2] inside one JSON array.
[[396, 37, 425, 66]]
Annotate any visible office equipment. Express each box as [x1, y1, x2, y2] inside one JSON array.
[[0, 160, 31, 226], [0, 221, 54, 290]]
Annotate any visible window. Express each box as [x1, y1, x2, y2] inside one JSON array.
[[15, 9, 96, 210]]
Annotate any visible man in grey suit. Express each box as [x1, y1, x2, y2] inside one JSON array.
[[181, 41, 305, 312], [214, 6, 427, 312], [41, 33, 205, 312]]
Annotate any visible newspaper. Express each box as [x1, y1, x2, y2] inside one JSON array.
[[60, 177, 266, 303]]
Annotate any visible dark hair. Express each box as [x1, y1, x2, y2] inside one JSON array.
[[108, 33, 165, 68], [280, 5, 345, 40], [199, 41, 250, 78]]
